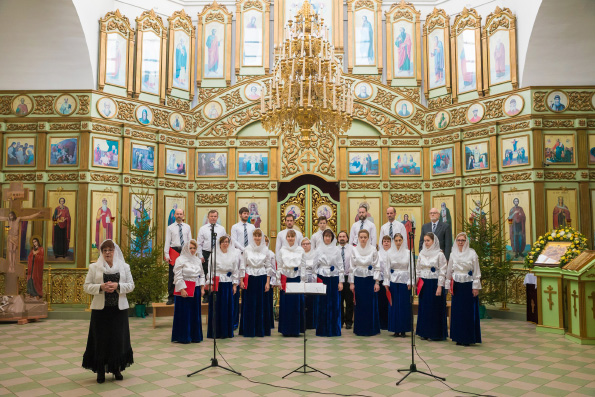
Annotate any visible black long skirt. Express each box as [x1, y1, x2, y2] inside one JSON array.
[[82, 306, 134, 374]]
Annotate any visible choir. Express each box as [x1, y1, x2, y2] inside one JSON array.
[[164, 207, 482, 346]]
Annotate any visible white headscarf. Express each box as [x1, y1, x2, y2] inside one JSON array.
[[97, 239, 125, 274], [283, 231, 302, 253], [216, 235, 239, 264], [301, 237, 316, 261], [180, 239, 202, 267], [318, 230, 339, 258], [249, 228, 268, 253], [419, 233, 442, 260], [392, 235, 410, 263], [450, 232, 476, 263], [355, 231, 374, 257]]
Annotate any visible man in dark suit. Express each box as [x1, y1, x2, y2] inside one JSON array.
[[419, 207, 452, 260]]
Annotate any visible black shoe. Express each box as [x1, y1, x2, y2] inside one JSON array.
[[456, 342, 462, 346], [97, 372, 105, 384], [202, 296, 209, 303], [114, 371, 123, 381], [166, 298, 174, 305], [400, 333, 407, 338], [393, 333, 400, 337], [420, 337, 428, 340], [345, 323, 352, 330]]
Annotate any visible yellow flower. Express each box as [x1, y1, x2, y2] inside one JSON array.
[[548, 236, 553, 240]]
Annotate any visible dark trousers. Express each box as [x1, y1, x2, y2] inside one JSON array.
[[341, 278, 354, 326], [202, 250, 211, 297], [168, 246, 182, 300]]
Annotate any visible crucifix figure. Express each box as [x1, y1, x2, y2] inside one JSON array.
[[0, 183, 51, 296], [544, 285, 557, 311], [571, 290, 579, 316]]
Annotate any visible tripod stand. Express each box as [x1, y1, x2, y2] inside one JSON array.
[[396, 225, 445, 385], [188, 224, 241, 377]]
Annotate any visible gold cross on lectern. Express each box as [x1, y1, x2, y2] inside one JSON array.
[[544, 285, 557, 311]]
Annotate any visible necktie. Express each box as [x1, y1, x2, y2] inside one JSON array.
[[341, 246, 345, 265], [178, 223, 184, 247], [432, 223, 436, 233], [389, 222, 393, 238], [360, 220, 364, 230], [243, 223, 248, 247]]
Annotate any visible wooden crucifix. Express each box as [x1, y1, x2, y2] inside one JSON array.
[[544, 285, 557, 311], [0, 183, 51, 296]]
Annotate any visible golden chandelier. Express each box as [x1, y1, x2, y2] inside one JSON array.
[[261, 0, 353, 146]]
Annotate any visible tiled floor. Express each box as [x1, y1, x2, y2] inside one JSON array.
[[0, 316, 594, 396]]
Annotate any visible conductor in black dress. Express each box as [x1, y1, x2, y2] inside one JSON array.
[[419, 208, 453, 260]]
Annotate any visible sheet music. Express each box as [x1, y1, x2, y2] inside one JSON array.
[[285, 282, 326, 295]]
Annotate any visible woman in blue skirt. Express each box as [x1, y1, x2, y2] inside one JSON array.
[[277, 230, 306, 337], [302, 238, 319, 329], [350, 229, 381, 336], [444, 232, 481, 346], [384, 233, 412, 337], [265, 235, 277, 328], [172, 239, 205, 343], [206, 235, 240, 339], [239, 229, 273, 337], [315, 229, 343, 337], [416, 232, 448, 341]]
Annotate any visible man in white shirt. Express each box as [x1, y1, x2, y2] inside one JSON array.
[[337, 231, 354, 329], [310, 216, 328, 250], [379, 207, 408, 249], [164, 208, 192, 305], [349, 205, 377, 247], [230, 206, 255, 253], [275, 214, 303, 253], [196, 209, 227, 275]]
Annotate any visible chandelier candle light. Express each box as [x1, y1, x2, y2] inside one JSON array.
[[261, 0, 353, 146]]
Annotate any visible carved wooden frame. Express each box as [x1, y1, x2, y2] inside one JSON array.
[[167, 10, 196, 98], [450, 7, 483, 101], [134, 10, 167, 104], [236, 0, 270, 74], [385, 0, 421, 86], [98, 10, 134, 96], [347, 0, 383, 73], [197, 1, 233, 87], [423, 8, 451, 99], [482, 6, 518, 93]]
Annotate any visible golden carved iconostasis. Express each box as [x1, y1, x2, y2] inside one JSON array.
[[0, 2, 594, 307]]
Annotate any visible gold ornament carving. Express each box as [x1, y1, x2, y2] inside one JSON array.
[[7, 123, 37, 131], [280, 188, 306, 233], [183, 115, 194, 133], [164, 181, 187, 189], [352, 104, 410, 136], [536, 172, 543, 178], [452, 8, 481, 35], [317, 132, 336, 177], [48, 173, 78, 181], [463, 128, 491, 139], [425, 8, 447, 31], [581, 172, 588, 179], [92, 123, 120, 135], [348, 182, 380, 189], [311, 188, 337, 233], [544, 172, 575, 180], [391, 139, 419, 146], [589, 172, 595, 180], [152, 108, 171, 128], [37, 173, 43, 181], [485, 7, 512, 35], [209, 107, 261, 137], [81, 122, 89, 129], [427, 95, 452, 110], [543, 120, 574, 128], [196, 182, 228, 190], [391, 193, 422, 204], [395, 87, 421, 102], [534, 120, 542, 127], [196, 87, 225, 103], [500, 121, 530, 133], [32, 95, 55, 114], [5, 173, 36, 182], [432, 180, 455, 188], [167, 96, 190, 111], [49, 123, 79, 131], [197, 193, 227, 204], [244, 0, 264, 10], [465, 176, 490, 186], [567, 91, 592, 111], [77, 95, 90, 114], [491, 176, 497, 182], [424, 183, 430, 188], [129, 177, 155, 186], [409, 109, 425, 129], [194, 112, 208, 128], [221, 90, 245, 111], [484, 98, 504, 119], [205, 12, 225, 23], [533, 92, 547, 112], [0, 96, 12, 114], [166, 136, 188, 145], [355, 0, 375, 10], [587, 120, 595, 128], [579, 119, 586, 127], [450, 107, 468, 126], [91, 174, 119, 183], [501, 172, 531, 182], [240, 140, 267, 147], [198, 140, 226, 146], [238, 183, 269, 190], [350, 139, 377, 147], [390, 182, 422, 189], [425, 114, 435, 132], [116, 101, 135, 121], [129, 129, 156, 141], [371, 89, 397, 110], [282, 131, 301, 178], [431, 135, 454, 144]]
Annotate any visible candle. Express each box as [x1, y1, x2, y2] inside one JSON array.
[[288, 76, 292, 105], [309, 37, 312, 56], [301, 37, 304, 56], [302, 57, 306, 78], [300, 80, 304, 107], [333, 85, 336, 110], [318, 57, 321, 75], [276, 86, 280, 107], [308, 77, 312, 106], [323, 77, 327, 107], [291, 58, 295, 77]]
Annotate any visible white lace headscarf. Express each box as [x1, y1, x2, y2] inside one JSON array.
[[250, 228, 268, 254], [355, 230, 374, 256], [419, 232, 442, 261], [450, 232, 476, 263], [97, 239, 125, 274], [180, 239, 202, 266], [215, 235, 240, 266], [392, 233, 410, 263], [301, 237, 316, 261]]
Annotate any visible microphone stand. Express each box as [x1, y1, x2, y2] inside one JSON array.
[[396, 223, 445, 385], [188, 223, 241, 377]]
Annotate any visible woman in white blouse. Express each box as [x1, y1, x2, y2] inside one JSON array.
[[302, 238, 319, 330], [205, 235, 240, 339], [265, 235, 277, 329], [443, 232, 482, 346], [171, 239, 205, 344], [416, 232, 448, 341], [239, 229, 273, 337], [277, 229, 306, 336], [385, 233, 412, 337], [349, 229, 381, 336], [315, 229, 343, 337]]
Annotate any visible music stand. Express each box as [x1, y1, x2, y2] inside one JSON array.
[[188, 224, 241, 377], [282, 283, 330, 379], [396, 224, 446, 385]]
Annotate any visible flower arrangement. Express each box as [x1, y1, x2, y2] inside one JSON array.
[[525, 226, 588, 268]]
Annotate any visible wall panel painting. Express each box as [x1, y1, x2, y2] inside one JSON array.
[[196, 206, 227, 229], [172, 30, 190, 91], [488, 29, 511, 86], [456, 29, 477, 94], [546, 189, 577, 231], [392, 21, 415, 78], [242, 9, 263, 67], [393, 207, 423, 241], [49, 137, 78, 167], [130, 193, 154, 252], [501, 135, 529, 168], [164, 196, 186, 228], [431, 147, 453, 176], [349, 197, 381, 234], [165, 149, 187, 176], [427, 28, 446, 90], [466, 192, 491, 224], [90, 191, 118, 261], [390, 151, 420, 176], [197, 152, 227, 177], [544, 134, 575, 164], [354, 8, 375, 66], [503, 190, 531, 261], [464, 142, 489, 171], [46, 190, 76, 263], [589, 135, 595, 164], [204, 22, 225, 79], [2, 190, 34, 262], [432, 195, 455, 238], [5, 136, 36, 167], [92, 137, 119, 169], [237, 197, 269, 234], [106, 32, 128, 87], [140, 31, 161, 95], [349, 151, 379, 176]]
